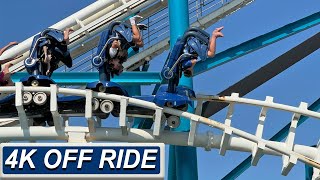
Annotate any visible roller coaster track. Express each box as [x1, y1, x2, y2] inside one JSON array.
[[1, 83, 320, 178]]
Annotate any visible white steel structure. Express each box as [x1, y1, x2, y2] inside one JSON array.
[[0, 83, 320, 179]]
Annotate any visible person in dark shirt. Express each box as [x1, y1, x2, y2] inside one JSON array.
[[43, 27, 74, 75], [107, 15, 146, 74]]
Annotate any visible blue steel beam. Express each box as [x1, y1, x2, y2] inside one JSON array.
[[193, 11, 320, 76], [168, 0, 198, 180], [11, 72, 162, 85], [222, 98, 320, 180], [305, 164, 313, 180]]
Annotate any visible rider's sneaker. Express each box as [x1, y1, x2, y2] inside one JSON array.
[[129, 15, 143, 25], [137, 23, 148, 30]]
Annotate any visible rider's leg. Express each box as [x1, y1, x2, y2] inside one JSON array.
[[43, 46, 52, 76], [45, 54, 52, 76], [43, 46, 48, 63]]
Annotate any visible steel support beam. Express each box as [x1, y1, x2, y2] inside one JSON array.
[[193, 12, 320, 76], [11, 72, 162, 85], [168, 1, 198, 180]]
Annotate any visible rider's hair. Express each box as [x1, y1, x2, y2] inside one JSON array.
[[116, 49, 128, 63], [184, 69, 192, 77]]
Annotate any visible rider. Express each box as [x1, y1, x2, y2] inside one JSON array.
[[107, 15, 145, 74], [0, 41, 21, 86], [42, 27, 74, 75], [183, 27, 224, 77]]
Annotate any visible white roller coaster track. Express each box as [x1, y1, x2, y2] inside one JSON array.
[[1, 82, 320, 179]]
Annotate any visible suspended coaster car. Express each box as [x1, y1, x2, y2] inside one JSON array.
[[21, 28, 73, 126]]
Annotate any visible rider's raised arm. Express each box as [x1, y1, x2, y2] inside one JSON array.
[[0, 41, 18, 56], [0, 57, 16, 65], [130, 15, 144, 47], [63, 28, 74, 45], [207, 27, 224, 58]]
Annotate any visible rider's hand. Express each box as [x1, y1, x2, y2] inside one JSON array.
[[212, 27, 224, 38], [111, 40, 120, 48], [65, 28, 74, 34]]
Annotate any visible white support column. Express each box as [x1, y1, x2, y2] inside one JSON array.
[[251, 142, 266, 166], [188, 115, 200, 146], [50, 84, 63, 130], [85, 90, 95, 133], [220, 127, 232, 156], [219, 93, 237, 156], [68, 132, 87, 143], [281, 102, 308, 175], [119, 97, 129, 136], [312, 141, 320, 180], [66, 127, 89, 143], [74, 17, 89, 37], [153, 107, 163, 137], [281, 155, 298, 176], [252, 96, 273, 166], [74, 17, 85, 28], [188, 100, 203, 146], [15, 82, 28, 129]]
